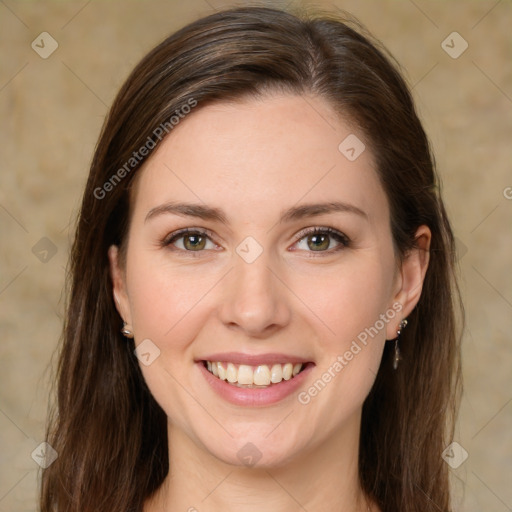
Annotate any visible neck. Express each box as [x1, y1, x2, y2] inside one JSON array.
[[146, 411, 373, 512]]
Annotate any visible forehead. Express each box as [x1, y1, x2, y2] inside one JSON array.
[[129, 93, 387, 225]]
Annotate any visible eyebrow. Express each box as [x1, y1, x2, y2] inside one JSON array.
[[144, 200, 368, 225]]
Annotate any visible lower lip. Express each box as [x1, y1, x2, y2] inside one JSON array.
[[197, 361, 314, 407]]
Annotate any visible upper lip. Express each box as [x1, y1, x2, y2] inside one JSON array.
[[197, 352, 314, 366]]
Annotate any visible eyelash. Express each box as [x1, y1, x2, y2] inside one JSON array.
[[161, 226, 350, 257]]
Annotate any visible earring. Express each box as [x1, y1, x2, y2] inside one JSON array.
[[121, 322, 134, 339], [393, 319, 408, 370]]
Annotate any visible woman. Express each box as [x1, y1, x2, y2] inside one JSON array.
[[40, 5, 462, 512]]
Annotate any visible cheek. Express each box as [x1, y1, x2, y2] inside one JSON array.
[[296, 273, 390, 410], [125, 252, 217, 423], [126, 251, 217, 341], [293, 255, 394, 347], [292, 255, 394, 404]]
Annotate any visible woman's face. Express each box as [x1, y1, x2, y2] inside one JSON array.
[[110, 92, 427, 467]]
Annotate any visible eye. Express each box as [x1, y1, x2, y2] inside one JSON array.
[[162, 228, 218, 253], [292, 227, 350, 254], [161, 226, 350, 256]]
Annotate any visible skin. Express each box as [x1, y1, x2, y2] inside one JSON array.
[[109, 92, 430, 512]]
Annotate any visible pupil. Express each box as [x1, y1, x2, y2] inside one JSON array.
[[308, 234, 329, 251], [185, 234, 205, 250]]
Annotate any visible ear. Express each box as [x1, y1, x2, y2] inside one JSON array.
[[386, 225, 431, 339], [108, 244, 132, 325]]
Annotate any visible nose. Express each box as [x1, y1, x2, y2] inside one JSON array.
[[218, 250, 291, 338]]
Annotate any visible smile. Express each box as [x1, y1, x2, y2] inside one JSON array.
[[204, 361, 305, 388]]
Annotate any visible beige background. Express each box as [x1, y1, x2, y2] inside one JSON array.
[[0, 0, 511, 510]]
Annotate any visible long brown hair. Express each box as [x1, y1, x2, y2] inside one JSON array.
[[40, 5, 462, 511]]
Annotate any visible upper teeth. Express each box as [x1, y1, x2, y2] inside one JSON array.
[[206, 361, 303, 386]]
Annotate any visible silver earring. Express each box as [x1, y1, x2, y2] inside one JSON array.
[[393, 319, 407, 370], [121, 322, 134, 339]]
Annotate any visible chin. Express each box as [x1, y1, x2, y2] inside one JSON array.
[[203, 436, 302, 470]]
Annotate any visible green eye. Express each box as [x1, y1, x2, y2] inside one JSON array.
[[181, 233, 207, 251], [295, 227, 350, 253], [164, 229, 215, 252], [306, 233, 330, 251]]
